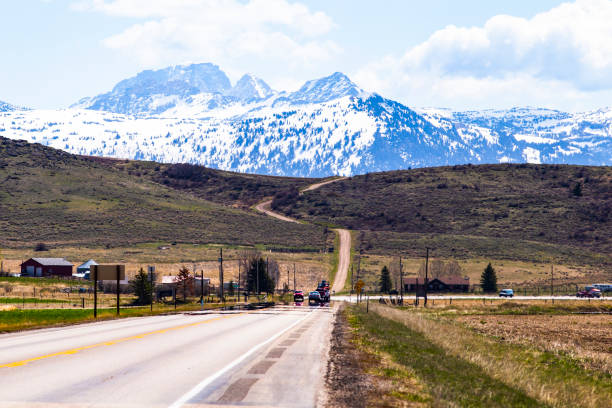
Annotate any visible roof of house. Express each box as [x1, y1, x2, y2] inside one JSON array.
[[27, 258, 74, 266], [404, 276, 470, 285], [161, 276, 178, 284], [77, 259, 98, 269]]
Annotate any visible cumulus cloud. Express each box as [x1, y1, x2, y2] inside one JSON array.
[[73, 0, 339, 84], [355, 0, 612, 110]]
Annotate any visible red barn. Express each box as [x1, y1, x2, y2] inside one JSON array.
[[20, 258, 73, 277]]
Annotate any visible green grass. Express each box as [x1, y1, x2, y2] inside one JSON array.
[[348, 305, 542, 407], [349, 304, 612, 407], [0, 276, 91, 286], [0, 303, 225, 333], [0, 297, 70, 304]]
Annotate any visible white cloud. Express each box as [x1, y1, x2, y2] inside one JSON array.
[[73, 0, 339, 84], [354, 0, 612, 110]]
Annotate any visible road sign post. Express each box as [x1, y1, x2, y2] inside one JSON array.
[[92, 265, 98, 318], [355, 280, 364, 303], [116, 265, 120, 316], [148, 265, 155, 312]]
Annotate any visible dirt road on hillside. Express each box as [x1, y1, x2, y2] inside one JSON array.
[[255, 177, 351, 292]]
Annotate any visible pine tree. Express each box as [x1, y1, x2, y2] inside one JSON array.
[[130, 268, 153, 305], [379, 265, 392, 293], [572, 182, 583, 197], [176, 266, 193, 301], [246, 258, 275, 294], [480, 263, 498, 293]]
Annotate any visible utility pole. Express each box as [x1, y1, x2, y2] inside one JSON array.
[[350, 264, 354, 293], [424, 248, 430, 306], [265, 257, 269, 297], [149, 266, 154, 312], [293, 263, 296, 292], [550, 264, 554, 297], [200, 270, 204, 305], [93, 265, 98, 318], [116, 265, 121, 316], [256, 258, 260, 297], [287, 267, 290, 292], [238, 261, 241, 296], [219, 248, 224, 301], [399, 257, 404, 304]]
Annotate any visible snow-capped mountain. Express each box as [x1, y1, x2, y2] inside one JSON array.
[[228, 74, 275, 100], [1, 64, 611, 176], [72, 63, 274, 116], [0, 100, 24, 112]]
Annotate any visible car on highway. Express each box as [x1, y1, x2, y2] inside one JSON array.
[[293, 290, 304, 302], [576, 288, 602, 298], [308, 291, 321, 305], [499, 288, 514, 298]]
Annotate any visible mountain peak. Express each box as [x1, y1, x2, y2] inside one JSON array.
[[289, 72, 363, 104], [228, 74, 274, 100], [0, 100, 25, 112], [74, 63, 233, 115]]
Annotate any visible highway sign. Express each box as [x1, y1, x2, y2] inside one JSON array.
[[92, 265, 125, 280], [355, 279, 364, 293]]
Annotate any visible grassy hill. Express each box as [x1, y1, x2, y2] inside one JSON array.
[[0, 137, 327, 249], [273, 164, 612, 266]]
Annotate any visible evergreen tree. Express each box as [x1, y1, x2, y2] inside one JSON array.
[[246, 258, 275, 294], [572, 182, 583, 197], [176, 266, 193, 301], [480, 263, 498, 293], [379, 265, 392, 293], [227, 280, 235, 297], [130, 268, 153, 305]]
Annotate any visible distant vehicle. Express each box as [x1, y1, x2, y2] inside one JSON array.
[[576, 288, 601, 298], [592, 284, 612, 292], [293, 290, 304, 302], [499, 289, 514, 298], [308, 291, 321, 305]]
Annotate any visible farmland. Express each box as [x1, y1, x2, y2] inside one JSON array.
[[336, 301, 612, 407]]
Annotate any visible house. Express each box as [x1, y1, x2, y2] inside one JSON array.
[[21, 258, 73, 277], [77, 259, 98, 274], [74, 259, 98, 279], [404, 276, 470, 292]]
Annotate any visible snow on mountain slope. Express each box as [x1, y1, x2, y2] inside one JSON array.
[[72, 63, 234, 115], [1, 64, 611, 176], [228, 74, 274, 100], [0, 100, 26, 112]]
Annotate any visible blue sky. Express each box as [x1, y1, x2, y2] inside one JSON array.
[[2, 0, 611, 111]]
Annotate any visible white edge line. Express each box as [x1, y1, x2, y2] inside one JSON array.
[[168, 310, 312, 408]]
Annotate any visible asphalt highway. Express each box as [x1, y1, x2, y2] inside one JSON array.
[[334, 294, 609, 302], [0, 305, 333, 408]]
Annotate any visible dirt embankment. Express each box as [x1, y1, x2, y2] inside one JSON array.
[[324, 305, 373, 408]]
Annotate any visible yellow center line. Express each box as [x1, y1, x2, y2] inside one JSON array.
[[0, 313, 244, 369]]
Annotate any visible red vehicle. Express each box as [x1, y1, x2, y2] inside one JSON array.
[[576, 288, 601, 298], [293, 290, 304, 302]]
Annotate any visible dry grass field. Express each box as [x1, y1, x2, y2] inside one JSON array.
[[459, 314, 612, 373], [351, 254, 607, 293], [1, 243, 332, 291], [345, 301, 612, 407]]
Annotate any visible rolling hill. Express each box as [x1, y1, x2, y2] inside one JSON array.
[[271, 164, 612, 265], [0, 136, 326, 249]]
